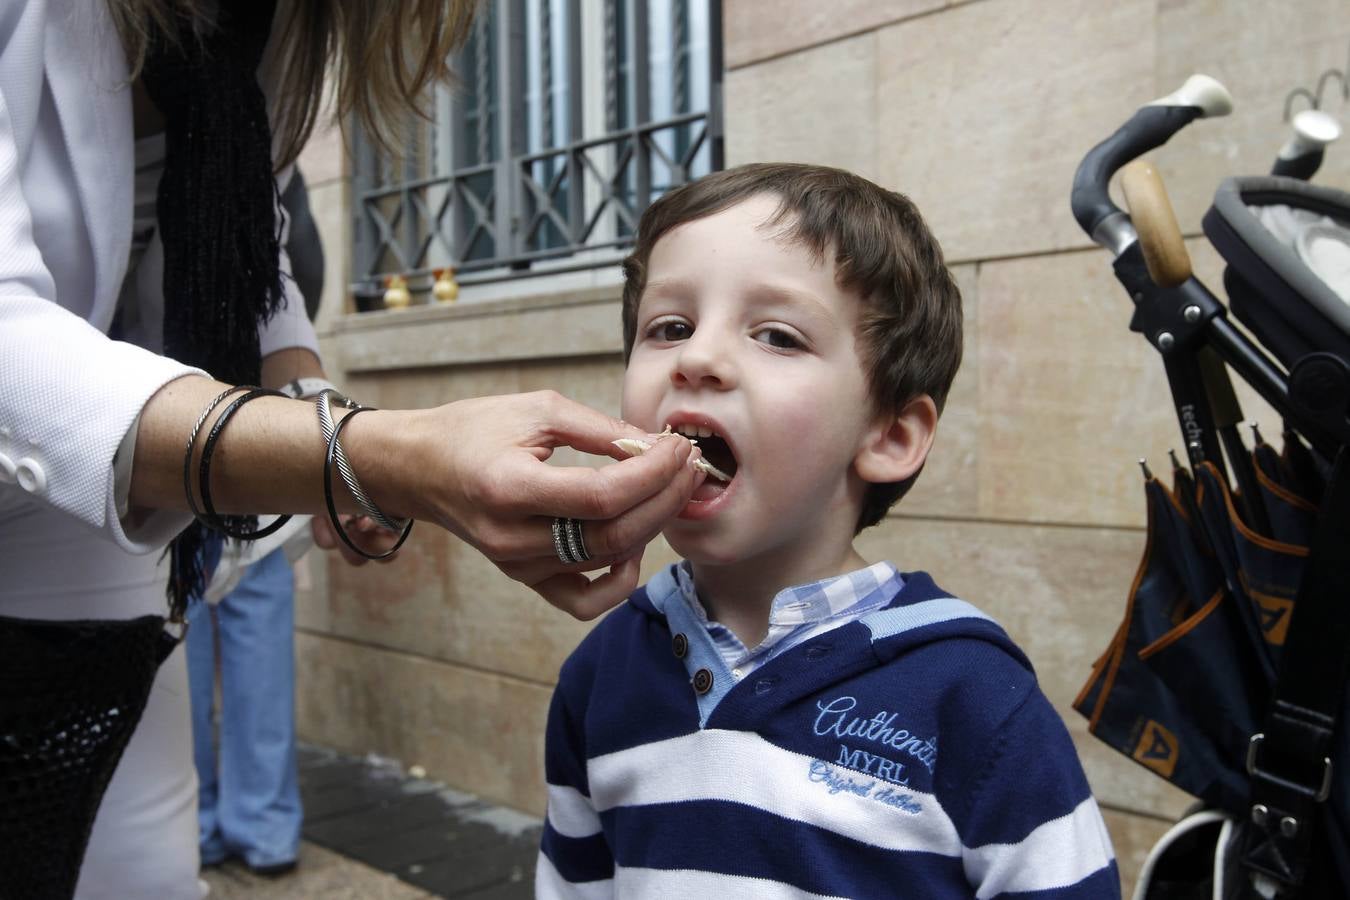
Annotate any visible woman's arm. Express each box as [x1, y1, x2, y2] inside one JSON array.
[[130, 376, 704, 618]]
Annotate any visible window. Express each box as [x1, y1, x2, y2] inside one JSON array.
[[351, 0, 724, 303]]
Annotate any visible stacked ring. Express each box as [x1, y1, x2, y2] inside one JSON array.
[[552, 517, 591, 564], [551, 517, 572, 563]]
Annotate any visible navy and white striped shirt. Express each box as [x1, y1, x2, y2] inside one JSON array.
[[538, 564, 1118, 898]]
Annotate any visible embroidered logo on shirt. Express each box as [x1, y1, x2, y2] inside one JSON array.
[[813, 695, 938, 788], [807, 760, 923, 814]]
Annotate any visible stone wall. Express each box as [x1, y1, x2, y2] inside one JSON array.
[[722, 0, 1350, 883], [294, 1, 1350, 891]]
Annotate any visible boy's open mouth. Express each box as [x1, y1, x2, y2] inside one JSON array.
[[612, 419, 740, 510], [670, 422, 738, 502]]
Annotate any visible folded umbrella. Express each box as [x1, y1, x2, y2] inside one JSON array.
[[1251, 428, 1319, 548], [1192, 461, 1308, 676], [1079, 435, 1350, 891], [1137, 468, 1270, 772], [1074, 473, 1253, 812]]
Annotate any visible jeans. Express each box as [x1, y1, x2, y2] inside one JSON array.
[[186, 547, 302, 868]]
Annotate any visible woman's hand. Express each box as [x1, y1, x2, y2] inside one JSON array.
[[311, 513, 404, 566], [348, 390, 705, 619]]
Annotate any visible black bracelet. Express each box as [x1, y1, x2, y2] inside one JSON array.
[[183, 385, 252, 522], [196, 388, 293, 540], [323, 405, 414, 560]]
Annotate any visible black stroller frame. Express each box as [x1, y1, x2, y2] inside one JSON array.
[[1072, 75, 1350, 896]]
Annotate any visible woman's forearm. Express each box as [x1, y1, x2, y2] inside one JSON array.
[[127, 373, 390, 518], [126, 377, 705, 618]]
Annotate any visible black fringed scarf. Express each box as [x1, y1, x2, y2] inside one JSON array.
[[140, 2, 283, 621]]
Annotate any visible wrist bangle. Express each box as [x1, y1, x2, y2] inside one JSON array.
[[196, 388, 292, 540], [315, 390, 409, 532], [183, 385, 252, 522], [323, 406, 414, 560]]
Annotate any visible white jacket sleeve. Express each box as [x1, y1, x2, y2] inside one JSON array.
[[0, 84, 202, 554]]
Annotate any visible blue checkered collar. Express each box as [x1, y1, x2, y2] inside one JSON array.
[[672, 560, 902, 630]]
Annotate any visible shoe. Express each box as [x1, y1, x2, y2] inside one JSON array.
[[244, 857, 298, 878]]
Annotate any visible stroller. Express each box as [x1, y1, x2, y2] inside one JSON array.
[[1070, 75, 1350, 899]]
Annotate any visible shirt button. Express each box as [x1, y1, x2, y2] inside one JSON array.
[[732, 668, 743, 680], [672, 633, 688, 659], [15, 458, 45, 494], [692, 668, 713, 695]]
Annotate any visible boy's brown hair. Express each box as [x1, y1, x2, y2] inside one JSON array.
[[621, 162, 963, 530]]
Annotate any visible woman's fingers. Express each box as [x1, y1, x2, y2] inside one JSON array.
[[522, 554, 644, 621], [468, 446, 705, 564], [561, 458, 705, 560], [340, 392, 697, 605], [311, 515, 341, 551], [309, 514, 402, 567], [505, 432, 699, 520], [530, 391, 661, 458], [496, 546, 629, 584]]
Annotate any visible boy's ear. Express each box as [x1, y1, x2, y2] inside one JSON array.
[[854, 394, 938, 485]]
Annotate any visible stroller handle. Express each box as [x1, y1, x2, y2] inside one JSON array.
[[1071, 75, 1233, 255], [1120, 159, 1192, 287], [1271, 109, 1341, 181]]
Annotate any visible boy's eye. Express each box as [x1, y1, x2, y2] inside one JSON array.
[[646, 318, 693, 342], [752, 327, 803, 350]]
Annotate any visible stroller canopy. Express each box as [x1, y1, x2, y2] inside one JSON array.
[[1204, 176, 1350, 370]]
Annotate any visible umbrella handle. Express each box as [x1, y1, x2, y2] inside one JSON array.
[[1120, 159, 1193, 288]]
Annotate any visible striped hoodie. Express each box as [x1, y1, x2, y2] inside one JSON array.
[[537, 565, 1118, 898]]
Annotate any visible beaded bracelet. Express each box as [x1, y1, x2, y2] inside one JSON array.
[[195, 388, 293, 540], [322, 406, 414, 560]]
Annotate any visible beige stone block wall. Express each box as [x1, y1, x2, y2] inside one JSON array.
[[291, 0, 1347, 889], [724, 0, 948, 69], [295, 631, 554, 815], [716, 0, 1344, 884], [1152, 0, 1350, 235], [725, 31, 881, 183], [872, 0, 1162, 262]]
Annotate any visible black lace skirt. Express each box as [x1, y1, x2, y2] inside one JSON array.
[[0, 615, 178, 900]]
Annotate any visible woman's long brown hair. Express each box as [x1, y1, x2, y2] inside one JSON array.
[[108, 0, 476, 166]]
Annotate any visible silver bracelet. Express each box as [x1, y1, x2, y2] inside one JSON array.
[[314, 389, 409, 531], [183, 385, 251, 520]]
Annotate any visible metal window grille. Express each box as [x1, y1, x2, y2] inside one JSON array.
[[350, 0, 724, 306]]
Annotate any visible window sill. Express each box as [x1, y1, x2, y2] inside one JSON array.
[[329, 276, 626, 374]]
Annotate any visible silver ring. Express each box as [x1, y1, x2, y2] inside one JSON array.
[[552, 517, 576, 564], [564, 518, 590, 563]]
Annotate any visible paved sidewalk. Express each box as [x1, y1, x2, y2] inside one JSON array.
[[203, 843, 434, 899], [203, 745, 542, 899]]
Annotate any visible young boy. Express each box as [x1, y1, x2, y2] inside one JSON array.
[[536, 163, 1118, 898]]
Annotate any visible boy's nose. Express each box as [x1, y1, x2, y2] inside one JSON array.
[[670, 332, 736, 390]]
